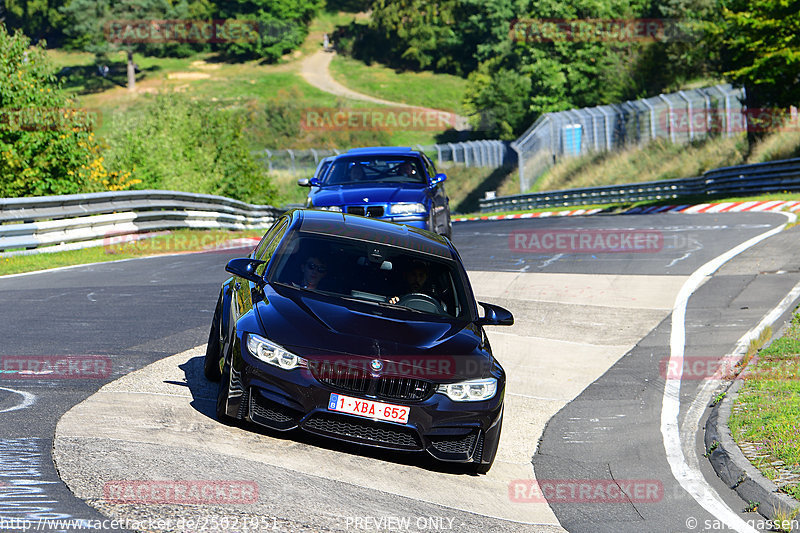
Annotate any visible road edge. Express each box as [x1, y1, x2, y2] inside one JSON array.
[[705, 348, 800, 522]]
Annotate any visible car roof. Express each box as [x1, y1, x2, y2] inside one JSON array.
[[344, 147, 418, 156], [290, 209, 453, 259]]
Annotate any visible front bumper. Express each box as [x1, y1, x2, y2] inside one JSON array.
[[231, 354, 503, 464]]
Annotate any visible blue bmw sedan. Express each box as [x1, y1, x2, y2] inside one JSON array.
[[299, 147, 452, 238], [205, 209, 513, 473]]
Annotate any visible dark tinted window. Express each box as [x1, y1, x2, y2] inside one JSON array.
[[322, 155, 426, 186], [270, 233, 466, 318]]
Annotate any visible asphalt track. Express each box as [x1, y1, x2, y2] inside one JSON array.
[[1, 211, 798, 532]]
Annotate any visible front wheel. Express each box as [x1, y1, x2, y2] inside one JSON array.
[[472, 412, 503, 474], [204, 295, 223, 382], [215, 355, 234, 424]]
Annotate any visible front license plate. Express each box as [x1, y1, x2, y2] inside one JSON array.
[[328, 393, 409, 424]]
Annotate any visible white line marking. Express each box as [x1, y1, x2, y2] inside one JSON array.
[[661, 211, 795, 533], [0, 387, 36, 413], [539, 253, 564, 268], [680, 280, 800, 499]]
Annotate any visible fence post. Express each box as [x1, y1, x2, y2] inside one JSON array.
[[678, 91, 694, 141], [658, 94, 675, 143]]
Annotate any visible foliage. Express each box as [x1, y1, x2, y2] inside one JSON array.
[[102, 93, 277, 204], [3, 0, 67, 45], [0, 24, 137, 197], [713, 0, 800, 110], [214, 0, 323, 60]]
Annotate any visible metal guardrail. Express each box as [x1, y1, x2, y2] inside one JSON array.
[[479, 157, 800, 212], [0, 190, 283, 256], [253, 141, 515, 173]]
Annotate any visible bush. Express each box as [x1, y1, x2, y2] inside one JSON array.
[[102, 93, 277, 205], [0, 24, 136, 197]]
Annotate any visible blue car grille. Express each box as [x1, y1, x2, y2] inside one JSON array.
[[346, 205, 384, 217], [310, 361, 434, 401]]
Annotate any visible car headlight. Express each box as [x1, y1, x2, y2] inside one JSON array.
[[436, 378, 497, 401], [246, 334, 306, 370], [389, 202, 426, 215], [317, 206, 342, 212]]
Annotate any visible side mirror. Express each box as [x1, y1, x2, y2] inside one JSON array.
[[309, 177, 321, 187], [297, 178, 310, 187], [430, 173, 447, 187], [226, 258, 266, 286], [477, 302, 514, 326]]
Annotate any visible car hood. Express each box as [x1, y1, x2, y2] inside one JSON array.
[[255, 286, 492, 381], [311, 184, 427, 206]]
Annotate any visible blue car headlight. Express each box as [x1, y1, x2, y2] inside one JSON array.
[[436, 378, 497, 401], [246, 334, 307, 370], [316, 206, 342, 212], [389, 202, 426, 215]]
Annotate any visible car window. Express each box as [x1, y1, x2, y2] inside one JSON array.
[[322, 156, 427, 186], [422, 154, 437, 181], [269, 233, 466, 319], [254, 219, 289, 276]]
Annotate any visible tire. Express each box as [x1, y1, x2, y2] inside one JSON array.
[[204, 295, 223, 382], [215, 353, 234, 424], [445, 216, 453, 240], [472, 413, 503, 475]]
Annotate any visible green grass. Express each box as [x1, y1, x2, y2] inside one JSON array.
[[0, 229, 262, 276], [530, 128, 800, 195], [329, 55, 468, 114], [729, 309, 800, 501]]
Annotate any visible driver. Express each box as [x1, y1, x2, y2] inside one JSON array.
[[348, 164, 366, 181], [388, 260, 445, 311]]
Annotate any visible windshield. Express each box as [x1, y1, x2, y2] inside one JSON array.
[[320, 155, 427, 186], [270, 233, 466, 318]]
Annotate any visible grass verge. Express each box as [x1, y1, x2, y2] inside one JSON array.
[[729, 310, 800, 501], [328, 55, 468, 114], [0, 229, 262, 276]]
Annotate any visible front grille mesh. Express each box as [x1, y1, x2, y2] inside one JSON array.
[[304, 413, 422, 449], [430, 431, 478, 455], [347, 206, 384, 217], [310, 361, 434, 401]]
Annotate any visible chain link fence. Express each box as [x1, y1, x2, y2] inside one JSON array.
[[511, 84, 747, 193], [253, 140, 516, 174]]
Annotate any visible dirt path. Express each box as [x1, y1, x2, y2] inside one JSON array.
[[300, 50, 469, 129]]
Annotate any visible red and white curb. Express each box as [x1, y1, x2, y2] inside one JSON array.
[[627, 199, 800, 214], [454, 200, 800, 222], [453, 208, 604, 222]]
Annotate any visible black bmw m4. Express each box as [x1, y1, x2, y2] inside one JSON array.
[[205, 209, 513, 473]]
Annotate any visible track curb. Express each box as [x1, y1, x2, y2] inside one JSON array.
[[453, 199, 800, 223], [704, 372, 800, 522]]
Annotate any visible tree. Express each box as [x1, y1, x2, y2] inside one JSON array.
[[60, 0, 178, 91], [3, 0, 69, 45], [715, 0, 800, 109], [214, 0, 323, 61], [0, 25, 136, 197]]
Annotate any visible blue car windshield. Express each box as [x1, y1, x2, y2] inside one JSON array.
[[320, 156, 427, 186], [270, 234, 465, 319]]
